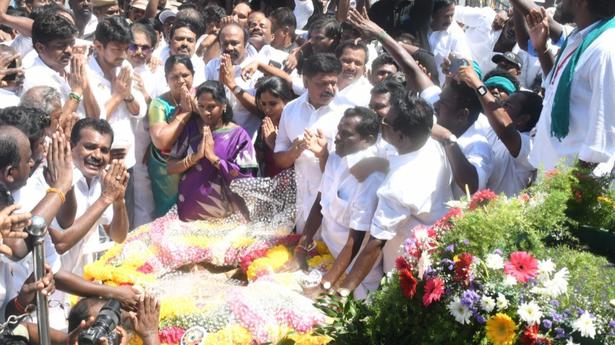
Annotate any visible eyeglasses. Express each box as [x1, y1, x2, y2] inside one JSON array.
[[128, 43, 152, 54]]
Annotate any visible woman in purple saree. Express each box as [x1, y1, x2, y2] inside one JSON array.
[[167, 81, 258, 221]]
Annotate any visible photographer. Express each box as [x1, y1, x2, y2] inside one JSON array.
[[67, 294, 160, 345]]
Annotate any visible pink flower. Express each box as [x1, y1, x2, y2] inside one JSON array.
[[159, 326, 185, 344], [469, 189, 498, 210], [422, 277, 445, 307], [136, 262, 153, 274], [433, 208, 463, 230], [504, 251, 538, 283]]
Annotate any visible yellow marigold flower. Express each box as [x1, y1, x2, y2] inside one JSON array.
[[159, 296, 199, 320], [486, 313, 517, 345], [203, 325, 252, 345], [315, 241, 330, 255]]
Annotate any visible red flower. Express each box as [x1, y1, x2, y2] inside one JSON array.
[[454, 252, 473, 284], [469, 189, 498, 210], [504, 251, 538, 283], [399, 268, 418, 299], [520, 324, 552, 345], [422, 277, 445, 307], [433, 208, 463, 230], [136, 262, 154, 274], [395, 256, 410, 271]]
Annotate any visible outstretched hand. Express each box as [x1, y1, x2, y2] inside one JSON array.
[[347, 7, 383, 38], [526, 7, 549, 54]]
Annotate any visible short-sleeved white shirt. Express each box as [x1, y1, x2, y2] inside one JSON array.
[[371, 138, 453, 272], [274, 93, 349, 232]]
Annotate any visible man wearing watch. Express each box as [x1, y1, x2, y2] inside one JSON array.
[[206, 23, 262, 140], [87, 16, 147, 226]]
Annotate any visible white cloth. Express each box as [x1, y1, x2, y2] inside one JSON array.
[[205, 56, 262, 138], [274, 92, 349, 232], [55, 171, 113, 276], [159, 48, 206, 87], [86, 56, 147, 169], [370, 138, 453, 273], [429, 21, 472, 86], [83, 15, 98, 39], [10, 35, 32, 60], [335, 77, 372, 107], [247, 44, 289, 67], [294, 0, 314, 30], [454, 6, 500, 73], [319, 146, 385, 299], [22, 56, 71, 102], [0, 88, 20, 108], [453, 119, 494, 198], [487, 133, 535, 196], [529, 23, 615, 170]]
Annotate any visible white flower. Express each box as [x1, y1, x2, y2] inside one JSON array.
[[517, 301, 543, 325], [417, 251, 431, 279], [566, 338, 579, 345], [485, 253, 504, 270], [503, 274, 517, 286], [538, 259, 556, 276], [480, 296, 496, 313], [531, 267, 569, 298], [572, 312, 596, 339], [496, 293, 509, 310], [412, 226, 430, 243], [447, 297, 473, 324]]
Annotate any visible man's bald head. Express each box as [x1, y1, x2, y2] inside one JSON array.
[[0, 125, 32, 191]]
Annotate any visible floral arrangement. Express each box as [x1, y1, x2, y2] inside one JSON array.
[[315, 167, 615, 345]]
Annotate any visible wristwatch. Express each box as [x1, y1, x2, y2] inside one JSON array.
[[232, 85, 245, 96], [476, 85, 488, 97], [445, 134, 458, 147]]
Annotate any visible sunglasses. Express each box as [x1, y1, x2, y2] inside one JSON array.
[[128, 43, 152, 54]]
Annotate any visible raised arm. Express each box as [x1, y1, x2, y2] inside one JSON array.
[[347, 7, 435, 93], [509, 0, 562, 42]]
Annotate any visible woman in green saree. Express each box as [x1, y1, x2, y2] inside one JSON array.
[[147, 54, 196, 217]]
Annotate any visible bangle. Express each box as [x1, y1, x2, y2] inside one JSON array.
[[124, 95, 135, 103], [376, 31, 388, 41], [68, 92, 82, 102], [47, 187, 66, 203]]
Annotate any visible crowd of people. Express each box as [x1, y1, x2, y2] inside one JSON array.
[[0, 0, 613, 342]]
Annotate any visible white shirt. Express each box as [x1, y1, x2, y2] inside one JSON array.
[[487, 132, 535, 196], [56, 171, 113, 275], [319, 146, 384, 298], [371, 138, 453, 272], [454, 119, 494, 198], [0, 88, 20, 108], [86, 56, 147, 169], [294, 0, 314, 30], [159, 48, 207, 87], [247, 44, 289, 67], [22, 56, 71, 103], [429, 21, 472, 86], [529, 23, 615, 170], [454, 6, 501, 73], [335, 77, 372, 108], [274, 92, 349, 232], [206, 55, 262, 138]]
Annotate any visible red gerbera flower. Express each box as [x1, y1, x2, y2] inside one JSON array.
[[504, 251, 538, 283], [520, 324, 552, 345], [469, 189, 498, 210], [454, 252, 473, 284], [395, 256, 411, 271], [399, 268, 418, 299], [422, 277, 445, 307]]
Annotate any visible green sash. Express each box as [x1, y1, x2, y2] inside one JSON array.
[[550, 17, 615, 140]]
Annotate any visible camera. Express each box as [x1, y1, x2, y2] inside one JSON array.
[[78, 299, 122, 345]]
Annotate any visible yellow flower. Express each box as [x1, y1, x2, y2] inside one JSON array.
[[246, 245, 291, 280], [315, 241, 330, 256], [288, 333, 333, 345], [204, 325, 252, 345], [231, 236, 255, 248], [485, 313, 517, 345], [307, 254, 334, 270]]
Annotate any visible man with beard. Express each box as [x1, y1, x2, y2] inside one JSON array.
[[87, 16, 145, 226], [274, 53, 348, 233], [526, 0, 615, 171], [334, 40, 372, 107], [165, 19, 206, 86], [206, 22, 261, 138], [68, 0, 98, 40], [23, 14, 98, 118]]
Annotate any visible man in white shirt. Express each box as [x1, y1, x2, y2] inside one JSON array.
[[274, 53, 347, 233], [88, 16, 146, 226], [246, 11, 289, 67], [428, 0, 472, 86], [527, 0, 615, 171], [160, 18, 206, 86], [69, 0, 98, 40], [334, 39, 372, 107], [293, 107, 384, 299], [55, 118, 128, 275], [23, 14, 97, 118], [336, 93, 453, 296], [206, 22, 262, 138], [458, 64, 543, 196]]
